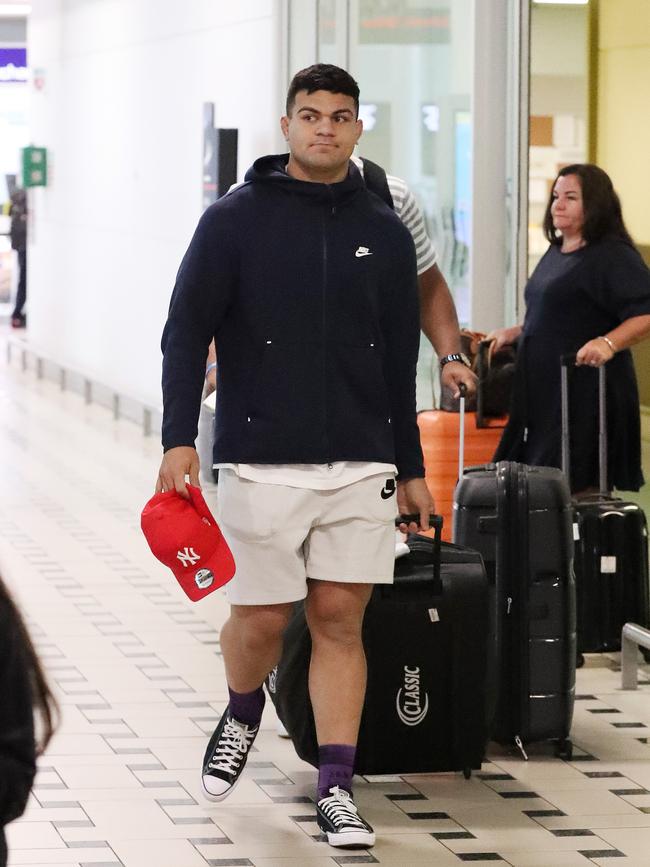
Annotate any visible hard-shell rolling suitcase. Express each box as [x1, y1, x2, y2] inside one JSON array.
[[453, 460, 576, 758], [561, 355, 650, 660], [267, 516, 492, 777]]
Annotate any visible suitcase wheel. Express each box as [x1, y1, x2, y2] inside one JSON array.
[[576, 652, 585, 669], [642, 648, 650, 664], [555, 738, 573, 761], [462, 767, 471, 780]]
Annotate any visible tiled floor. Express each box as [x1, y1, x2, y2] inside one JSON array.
[[2, 334, 650, 867]]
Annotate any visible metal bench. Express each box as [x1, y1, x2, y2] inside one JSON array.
[[621, 623, 650, 690]]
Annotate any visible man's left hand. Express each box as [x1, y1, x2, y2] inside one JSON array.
[[396, 478, 435, 534], [441, 361, 477, 400]]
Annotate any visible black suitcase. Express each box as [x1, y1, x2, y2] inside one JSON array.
[[561, 355, 650, 659], [453, 460, 576, 759], [267, 516, 492, 778]]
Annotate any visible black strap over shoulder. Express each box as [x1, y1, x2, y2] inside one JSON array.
[[360, 157, 394, 210]]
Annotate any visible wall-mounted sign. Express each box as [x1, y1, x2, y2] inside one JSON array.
[[359, 1, 449, 45], [202, 103, 237, 209], [0, 47, 27, 83], [22, 146, 48, 187]]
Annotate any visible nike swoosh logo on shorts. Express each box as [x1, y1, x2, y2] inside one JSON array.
[[355, 246, 373, 258], [380, 479, 396, 499]]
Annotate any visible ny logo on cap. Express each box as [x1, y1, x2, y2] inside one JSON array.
[[177, 547, 200, 567]]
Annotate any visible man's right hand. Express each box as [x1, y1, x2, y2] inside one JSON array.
[[155, 446, 200, 498]]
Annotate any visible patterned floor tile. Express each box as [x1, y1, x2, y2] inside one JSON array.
[[3, 346, 650, 867]]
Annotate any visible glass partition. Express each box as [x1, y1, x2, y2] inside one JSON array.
[[291, 0, 519, 409], [348, 2, 472, 321], [318, 0, 338, 63]]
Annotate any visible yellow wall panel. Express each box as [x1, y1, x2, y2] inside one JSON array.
[[600, 0, 650, 50], [598, 47, 650, 244], [597, 6, 650, 403]]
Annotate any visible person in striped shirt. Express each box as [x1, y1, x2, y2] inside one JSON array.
[[351, 156, 476, 402]]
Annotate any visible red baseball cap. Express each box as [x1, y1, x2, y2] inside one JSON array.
[[141, 485, 235, 601]]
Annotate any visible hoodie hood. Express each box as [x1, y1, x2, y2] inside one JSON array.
[[244, 153, 365, 203]]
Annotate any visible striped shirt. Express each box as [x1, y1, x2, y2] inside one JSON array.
[[352, 156, 437, 275]]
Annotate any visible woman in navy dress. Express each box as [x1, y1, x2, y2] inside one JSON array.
[[491, 164, 650, 492]]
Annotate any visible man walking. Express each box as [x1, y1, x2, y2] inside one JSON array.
[[156, 64, 433, 848]]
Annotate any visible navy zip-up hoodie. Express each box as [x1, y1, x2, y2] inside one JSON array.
[[161, 154, 424, 479]]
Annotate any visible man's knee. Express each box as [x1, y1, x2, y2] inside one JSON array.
[[305, 582, 371, 646], [229, 603, 293, 651]]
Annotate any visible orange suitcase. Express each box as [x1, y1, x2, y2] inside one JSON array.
[[418, 410, 505, 541]]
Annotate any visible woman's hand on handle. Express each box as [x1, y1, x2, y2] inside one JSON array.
[[576, 315, 650, 367], [486, 324, 522, 354], [576, 337, 614, 368]]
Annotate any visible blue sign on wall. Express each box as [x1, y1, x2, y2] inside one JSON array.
[[0, 47, 28, 83]]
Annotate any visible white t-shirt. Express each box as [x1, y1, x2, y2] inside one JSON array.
[[217, 159, 428, 489], [214, 461, 397, 490]]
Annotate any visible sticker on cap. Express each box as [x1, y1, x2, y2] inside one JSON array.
[[194, 568, 215, 589]]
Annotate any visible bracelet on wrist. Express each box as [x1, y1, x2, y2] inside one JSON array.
[[598, 335, 617, 354], [439, 353, 471, 369], [205, 361, 217, 377]]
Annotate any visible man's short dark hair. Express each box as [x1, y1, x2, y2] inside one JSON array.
[[286, 64, 360, 117]]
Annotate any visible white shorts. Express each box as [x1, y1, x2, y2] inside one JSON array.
[[215, 469, 398, 605]]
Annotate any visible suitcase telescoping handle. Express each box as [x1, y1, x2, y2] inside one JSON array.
[[560, 353, 608, 495], [458, 382, 467, 480], [476, 342, 487, 429], [395, 514, 443, 591]]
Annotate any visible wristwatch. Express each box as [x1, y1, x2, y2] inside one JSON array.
[[439, 353, 471, 369]]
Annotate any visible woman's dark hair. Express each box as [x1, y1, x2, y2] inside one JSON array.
[[543, 163, 635, 247], [286, 63, 360, 117], [0, 575, 58, 754]]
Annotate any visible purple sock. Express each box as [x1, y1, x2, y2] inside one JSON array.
[[317, 743, 356, 800], [228, 685, 265, 728]]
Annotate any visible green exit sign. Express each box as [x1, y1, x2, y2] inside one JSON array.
[[22, 146, 48, 187]]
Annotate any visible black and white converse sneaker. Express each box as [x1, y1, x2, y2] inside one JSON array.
[[201, 707, 259, 802], [316, 785, 375, 848]]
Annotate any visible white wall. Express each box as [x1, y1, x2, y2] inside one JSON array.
[[28, 0, 283, 404], [530, 3, 588, 118]]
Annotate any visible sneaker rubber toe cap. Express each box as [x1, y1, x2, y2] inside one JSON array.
[[201, 774, 231, 799], [326, 828, 376, 848]]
